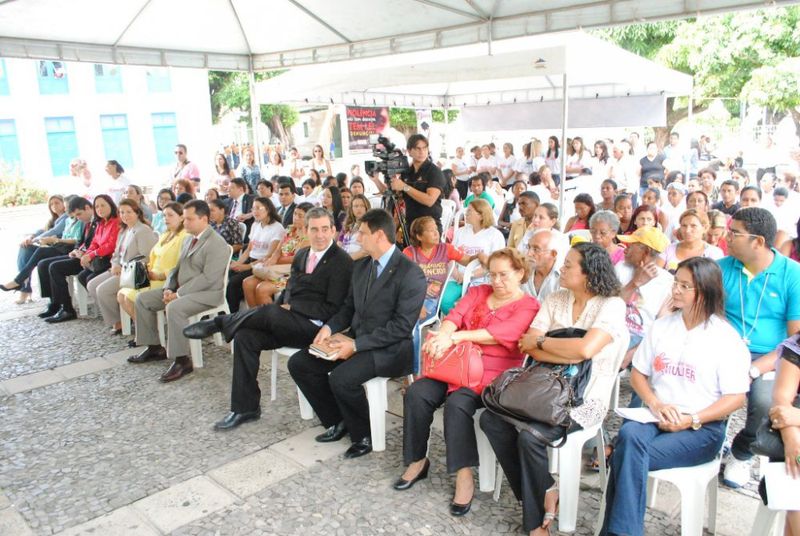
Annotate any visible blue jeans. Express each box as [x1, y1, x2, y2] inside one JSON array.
[[599, 419, 726, 536], [731, 353, 771, 460], [16, 244, 37, 293]]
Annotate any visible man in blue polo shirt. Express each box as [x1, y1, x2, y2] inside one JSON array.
[[719, 207, 800, 488]]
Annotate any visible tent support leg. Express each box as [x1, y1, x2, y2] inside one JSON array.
[[559, 72, 568, 225]]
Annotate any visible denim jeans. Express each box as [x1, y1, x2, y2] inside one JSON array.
[[731, 354, 771, 460], [599, 419, 726, 536]]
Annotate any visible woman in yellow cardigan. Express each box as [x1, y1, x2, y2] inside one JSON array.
[[117, 202, 186, 333]]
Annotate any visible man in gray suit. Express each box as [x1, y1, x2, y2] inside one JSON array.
[[129, 200, 232, 382]]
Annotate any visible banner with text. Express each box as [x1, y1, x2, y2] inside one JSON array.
[[346, 106, 389, 152]]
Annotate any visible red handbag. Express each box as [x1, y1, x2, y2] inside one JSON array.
[[422, 340, 485, 393]]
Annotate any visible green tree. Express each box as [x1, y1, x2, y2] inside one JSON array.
[[389, 107, 459, 137], [208, 70, 299, 144], [595, 6, 800, 142]]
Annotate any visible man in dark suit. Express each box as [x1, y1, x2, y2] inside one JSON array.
[[277, 180, 297, 228], [226, 178, 255, 241], [183, 207, 353, 430], [288, 209, 427, 459]]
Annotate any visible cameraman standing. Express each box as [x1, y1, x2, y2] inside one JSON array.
[[389, 134, 445, 234]]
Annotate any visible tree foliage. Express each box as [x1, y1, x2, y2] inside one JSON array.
[[595, 6, 800, 131]]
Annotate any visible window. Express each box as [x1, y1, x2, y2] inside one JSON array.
[[146, 68, 171, 92], [0, 60, 9, 96], [100, 114, 133, 169], [0, 119, 21, 170], [45, 116, 79, 176], [94, 64, 122, 93], [37, 60, 69, 95], [151, 113, 178, 166]]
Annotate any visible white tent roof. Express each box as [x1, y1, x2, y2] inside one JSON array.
[[254, 31, 692, 109], [0, 0, 793, 70]]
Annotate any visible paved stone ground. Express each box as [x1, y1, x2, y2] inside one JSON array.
[[0, 219, 767, 536]]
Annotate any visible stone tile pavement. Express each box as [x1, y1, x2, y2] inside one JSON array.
[[0, 304, 769, 535]]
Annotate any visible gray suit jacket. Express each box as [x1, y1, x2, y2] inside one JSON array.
[[166, 226, 232, 307], [111, 222, 158, 267]]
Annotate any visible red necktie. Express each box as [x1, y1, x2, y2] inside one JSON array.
[[189, 237, 198, 250]]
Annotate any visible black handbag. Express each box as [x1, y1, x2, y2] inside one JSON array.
[[482, 327, 590, 447], [752, 395, 800, 460], [89, 255, 111, 274]]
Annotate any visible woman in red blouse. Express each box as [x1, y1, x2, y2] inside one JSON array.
[[392, 248, 540, 517]]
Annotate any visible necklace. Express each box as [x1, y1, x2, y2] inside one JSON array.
[[739, 272, 770, 346]]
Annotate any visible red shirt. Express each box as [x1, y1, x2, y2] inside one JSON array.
[[444, 284, 540, 392], [85, 217, 120, 260]]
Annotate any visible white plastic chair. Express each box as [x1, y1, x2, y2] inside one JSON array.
[[642, 422, 730, 536], [474, 408, 497, 492], [750, 500, 786, 536], [67, 275, 89, 316], [237, 221, 247, 243], [121, 307, 132, 336], [461, 258, 483, 297], [156, 246, 233, 368]]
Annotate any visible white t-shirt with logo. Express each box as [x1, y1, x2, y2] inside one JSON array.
[[247, 221, 286, 260], [633, 312, 750, 414], [453, 224, 506, 273]]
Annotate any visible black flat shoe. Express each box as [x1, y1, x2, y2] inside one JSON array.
[[344, 437, 372, 459], [44, 307, 77, 324], [449, 498, 472, 517], [183, 318, 220, 339], [393, 459, 430, 491], [315, 422, 347, 443], [127, 340, 138, 348], [213, 409, 262, 431]]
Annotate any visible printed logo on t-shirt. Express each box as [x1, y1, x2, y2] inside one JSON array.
[[653, 352, 696, 383]]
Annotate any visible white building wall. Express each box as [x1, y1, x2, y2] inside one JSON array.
[[0, 58, 214, 193]]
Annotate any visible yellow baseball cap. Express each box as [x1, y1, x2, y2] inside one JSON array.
[[617, 226, 670, 253]]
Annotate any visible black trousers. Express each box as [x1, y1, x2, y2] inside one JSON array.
[[479, 410, 564, 532], [455, 179, 470, 201], [46, 257, 83, 309], [226, 264, 253, 313], [15, 245, 70, 290], [288, 349, 406, 442], [229, 305, 320, 413], [403, 378, 482, 474], [77, 268, 102, 289]]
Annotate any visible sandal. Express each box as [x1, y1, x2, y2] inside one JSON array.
[[588, 445, 613, 472], [542, 484, 559, 530]]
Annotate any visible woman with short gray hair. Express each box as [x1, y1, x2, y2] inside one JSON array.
[[589, 210, 624, 265]]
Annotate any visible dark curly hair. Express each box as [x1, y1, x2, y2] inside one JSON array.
[[572, 242, 620, 297]]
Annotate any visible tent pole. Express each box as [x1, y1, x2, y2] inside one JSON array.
[[687, 80, 694, 179], [442, 102, 449, 158], [248, 59, 261, 167], [559, 72, 568, 224]]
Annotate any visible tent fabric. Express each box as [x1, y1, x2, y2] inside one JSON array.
[[0, 0, 792, 71], [253, 31, 693, 118]]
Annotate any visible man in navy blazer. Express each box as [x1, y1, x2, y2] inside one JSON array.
[[183, 207, 353, 430], [288, 209, 427, 458]]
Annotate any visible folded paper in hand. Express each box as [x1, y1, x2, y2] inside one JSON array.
[[309, 333, 354, 361], [614, 407, 660, 424]]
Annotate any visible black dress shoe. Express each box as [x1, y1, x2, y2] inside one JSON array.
[[344, 437, 373, 459], [449, 498, 473, 517], [183, 318, 220, 340], [44, 307, 77, 323], [393, 459, 430, 491], [38, 304, 59, 318], [213, 409, 262, 430], [128, 345, 167, 363], [315, 422, 348, 443], [159, 356, 193, 382]]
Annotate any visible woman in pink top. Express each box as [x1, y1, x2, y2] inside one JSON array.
[[393, 248, 540, 517]]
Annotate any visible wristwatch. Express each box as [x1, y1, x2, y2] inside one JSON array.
[[403, 185, 410, 193], [691, 414, 702, 431], [536, 335, 546, 350], [749, 365, 762, 380]]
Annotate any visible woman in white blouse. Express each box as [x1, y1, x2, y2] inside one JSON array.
[[598, 257, 749, 536], [481, 242, 628, 536], [565, 137, 592, 180], [310, 144, 333, 180], [497, 142, 517, 187]]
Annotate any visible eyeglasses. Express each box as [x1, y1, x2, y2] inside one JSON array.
[[672, 281, 696, 293], [727, 229, 759, 240]]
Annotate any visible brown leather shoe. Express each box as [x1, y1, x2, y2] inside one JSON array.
[[159, 356, 193, 382], [128, 345, 167, 364]]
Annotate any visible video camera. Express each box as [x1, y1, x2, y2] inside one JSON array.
[[364, 134, 410, 181]]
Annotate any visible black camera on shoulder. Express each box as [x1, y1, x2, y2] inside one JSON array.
[[364, 134, 410, 183]]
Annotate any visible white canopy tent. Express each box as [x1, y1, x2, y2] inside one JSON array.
[[254, 30, 693, 215]]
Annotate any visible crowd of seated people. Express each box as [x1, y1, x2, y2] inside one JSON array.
[[5, 133, 800, 535]]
